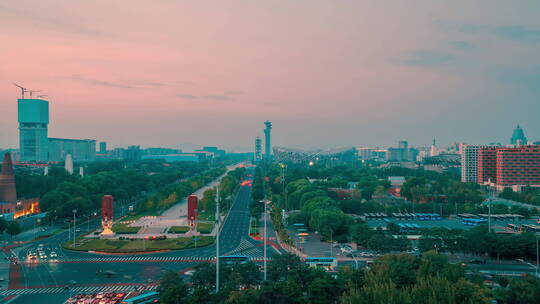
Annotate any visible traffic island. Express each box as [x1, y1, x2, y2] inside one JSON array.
[[62, 236, 214, 253]]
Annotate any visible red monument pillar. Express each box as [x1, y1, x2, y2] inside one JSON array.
[[100, 195, 115, 236], [187, 195, 198, 229]]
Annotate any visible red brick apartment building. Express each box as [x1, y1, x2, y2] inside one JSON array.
[[478, 145, 540, 190], [478, 147, 497, 183]]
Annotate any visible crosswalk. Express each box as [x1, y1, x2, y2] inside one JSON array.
[[224, 239, 264, 259], [26, 256, 212, 264], [23, 252, 271, 265], [0, 284, 158, 296]]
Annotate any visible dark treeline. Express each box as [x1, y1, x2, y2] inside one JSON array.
[[135, 167, 226, 215], [157, 252, 540, 304], [418, 225, 539, 261], [15, 160, 210, 220], [500, 186, 540, 206], [199, 167, 247, 216]]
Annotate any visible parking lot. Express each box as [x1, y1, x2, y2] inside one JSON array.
[[287, 225, 379, 260], [366, 218, 540, 231]]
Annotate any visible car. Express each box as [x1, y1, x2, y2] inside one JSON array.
[[468, 259, 484, 264], [50, 252, 58, 258]]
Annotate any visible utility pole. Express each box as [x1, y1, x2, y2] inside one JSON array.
[[216, 185, 220, 293], [264, 199, 268, 281]]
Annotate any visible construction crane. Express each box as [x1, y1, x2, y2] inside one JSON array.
[[27, 90, 41, 98], [13, 83, 27, 99]]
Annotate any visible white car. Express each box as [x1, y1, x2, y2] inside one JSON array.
[[50, 252, 58, 258]]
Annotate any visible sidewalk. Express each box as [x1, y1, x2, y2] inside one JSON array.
[[260, 211, 306, 258]]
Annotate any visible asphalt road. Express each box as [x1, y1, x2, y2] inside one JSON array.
[[1, 167, 278, 303]]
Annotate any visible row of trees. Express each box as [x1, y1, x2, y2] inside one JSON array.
[[18, 160, 210, 220], [350, 222, 411, 252], [199, 167, 247, 216], [418, 225, 539, 261], [500, 186, 540, 206], [157, 251, 540, 303], [284, 179, 353, 241], [136, 167, 227, 214]]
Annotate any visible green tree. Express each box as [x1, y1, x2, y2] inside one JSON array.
[[0, 217, 7, 234], [6, 221, 22, 237], [159, 271, 189, 304], [498, 276, 540, 304]]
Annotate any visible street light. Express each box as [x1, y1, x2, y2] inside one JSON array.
[[216, 185, 220, 293], [488, 201, 492, 233], [264, 200, 268, 281], [85, 215, 91, 232], [280, 163, 287, 211], [72, 209, 77, 248]]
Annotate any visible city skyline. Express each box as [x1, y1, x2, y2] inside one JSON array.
[[1, 1, 540, 151]]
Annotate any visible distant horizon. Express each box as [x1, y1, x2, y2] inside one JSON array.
[[1, 1, 539, 151], [0, 122, 535, 154]]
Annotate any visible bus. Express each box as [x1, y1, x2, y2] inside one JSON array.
[[305, 257, 337, 270], [462, 218, 487, 226], [522, 224, 540, 233], [506, 223, 520, 232], [121, 291, 159, 304], [219, 255, 250, 264]]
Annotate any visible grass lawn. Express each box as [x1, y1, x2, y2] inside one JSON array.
[[112, 223, 140, 234], [169, 226, 190, 234], [63, 236, 215, 252], [198, 212, 215, 222], [197, 222, 214, 234]]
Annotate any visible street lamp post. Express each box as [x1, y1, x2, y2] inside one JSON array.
[[72, 209, 77, 248], [535, 236, 539, 278], [33, 219, 37, 240], [488, 201, 491, 233], [330, 230, 333, 257], [280, 164, 287, 210], [264, 200, 268, 281], [216, 186, 220, 293]]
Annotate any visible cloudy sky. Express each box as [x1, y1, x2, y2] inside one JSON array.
[[1, 1, 539, 151]]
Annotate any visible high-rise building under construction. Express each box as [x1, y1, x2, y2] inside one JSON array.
[[18, 98, 49, 162]]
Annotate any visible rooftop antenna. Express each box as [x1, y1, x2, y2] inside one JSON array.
[[13, 83, 27, 99], [27, 90, 41, 98]]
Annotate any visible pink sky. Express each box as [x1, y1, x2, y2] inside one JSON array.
[[1, 1, 540, 151]]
